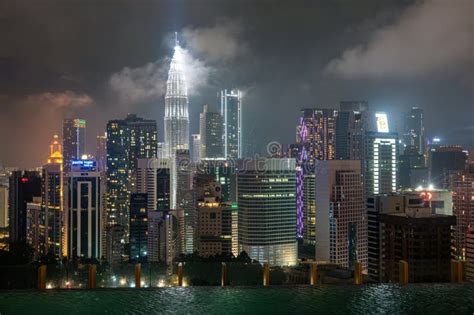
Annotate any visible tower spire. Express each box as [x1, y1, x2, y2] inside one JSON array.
[[175, 31, 179, 47]]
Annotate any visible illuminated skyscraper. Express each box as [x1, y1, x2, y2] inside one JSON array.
[[403, 107, 425, 155], [164, 36, 189, 158], [199, 105, 224, 159], [296, 108, 337, 238], [106, 114, 157, 240], [220, 89, 242, 159], [62, 118, 86, 172], [66, 159, 104, 259], [42, 135, 64, 256], [237, 158, 297, 266], [364, 113, 398, 197], [448, 166, 474, 260]]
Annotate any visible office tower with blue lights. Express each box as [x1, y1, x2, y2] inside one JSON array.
[[66, 159, 104, 259], [9, 170, 42, 245], [106, 114, 157, 239], [315, 160, 367, 270], [237, 158, 297, 266], [41, 135, 64, 257], [62, 118, 86, 172], [199, 105, 224, 159], [164, 37, 189, 158], [220, 89, 242, 159], [364, 113, 398, 197], [130, 193, 148, 262], [403, 107, 425, 155]]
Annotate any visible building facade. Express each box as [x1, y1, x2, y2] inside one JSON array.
[[164, 40, 189, 158], [62, 118, 86, 172], [130, 193, 148, 262], [315, 160, 367, 270], [220, 89, 242, 159], [237, 158, 297, 266], [66, 160, 104, 259], [9, 171, 42, 244], [199, 105, 224, 159], [364, 131, 398, 197], [106, 114, 157, 240]]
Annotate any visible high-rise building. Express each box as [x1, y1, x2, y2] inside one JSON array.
[[403, 107, 425, 155], [65, 159, 104, 259], [42, 135, 64, 256], [367, 193, 455, 282], [195, 176, 234, 257], [336, 101, 370, 160], [296, 108, 337, 239], [136, 158, 171, 212], [106, 225, 125, 265], [95, 133, 107, 173], [191, 134, 201, 162], [448, 166, 474, 259], [26, 197, 44, 260], [148, 208, 183, 264], [297, 108, 337, 164], [199, 105, 224, 159], [174, 150, 194, 253], [315, 160, 367, 270], [398, 146, 428, 189], [466, 227, 474, 282], [130, 193, 148, 262], [0, 184, 8, 228], [9, 170, 41, 244], [106, 114, 157, 239], [62, 118, 86, 172], [164, 37, 189, 158], [196, 159, 237, 203], [220, 89, 242, 159], [429, 146, 467, 189], [302, 173, 315, 245], [237, 158, 297, 266], [364, 128, 398, 197]]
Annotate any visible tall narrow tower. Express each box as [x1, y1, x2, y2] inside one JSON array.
[[164, 34, 189, 158]]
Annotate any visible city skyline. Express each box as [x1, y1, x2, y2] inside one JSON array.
[[1, 0, 473, 168]]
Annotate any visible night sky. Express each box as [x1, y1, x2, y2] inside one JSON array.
[[0, 0, 472, 168]]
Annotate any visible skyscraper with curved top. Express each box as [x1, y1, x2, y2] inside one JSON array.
[[164, 36, 189, 158]]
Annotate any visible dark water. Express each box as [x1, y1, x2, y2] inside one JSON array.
[[1, 284, 473, 314]]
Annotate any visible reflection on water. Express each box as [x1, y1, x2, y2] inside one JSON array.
[[1, 284, 473, 314]]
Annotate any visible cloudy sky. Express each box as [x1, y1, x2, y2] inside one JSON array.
[[0, 0, 472, 168]]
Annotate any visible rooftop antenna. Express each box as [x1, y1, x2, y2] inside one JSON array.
[[175, 32, 179, 47]]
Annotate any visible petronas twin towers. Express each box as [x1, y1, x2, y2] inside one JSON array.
[[164, 36, 189, 158]]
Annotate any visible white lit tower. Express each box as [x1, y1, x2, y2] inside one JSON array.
[[164, 33, 189, 158]]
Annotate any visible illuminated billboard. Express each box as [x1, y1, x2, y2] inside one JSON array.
[[71, 160, 96, 170], [375, 112, 389, 133]]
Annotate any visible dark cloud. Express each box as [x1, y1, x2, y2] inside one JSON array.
[[0, 0, 472, 168], [325, 0, 473, 78]]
